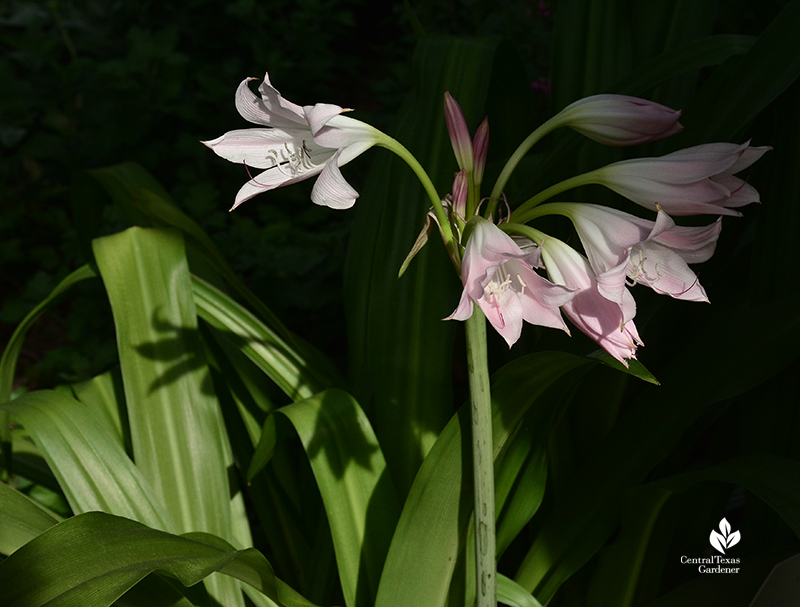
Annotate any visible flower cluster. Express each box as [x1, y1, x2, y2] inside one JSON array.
[[204, 75, 768, 367], [441, 94, 768, 365]]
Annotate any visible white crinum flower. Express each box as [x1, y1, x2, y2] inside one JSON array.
[[203, 74, 382, 210]]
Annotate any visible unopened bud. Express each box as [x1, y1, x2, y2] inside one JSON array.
[[555, 94, 683, 146]]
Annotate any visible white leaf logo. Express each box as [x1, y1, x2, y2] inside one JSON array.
[[709, 517, 741, 554]]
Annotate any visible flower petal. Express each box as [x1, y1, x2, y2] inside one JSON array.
[[202, 128, 328, 169], [257, 73, 306, 120], [541, 236, 639, 365], [310, 149, 359, 209], [631, 242, 709, 301], [304, 103, 347, 136], [235, 77, 305, 129], [312, 114, 381, 154]]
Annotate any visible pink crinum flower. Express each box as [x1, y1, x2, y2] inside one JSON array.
[[540, 235, 642, 365], [447, 218, 574, 347], [592, 141, 770, 216], [553, 203, 721, 310], [203, 74, 382, 210], [555, 94, 684, 146]]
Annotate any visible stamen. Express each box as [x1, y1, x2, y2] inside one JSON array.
[[729, 167, 753, 197], [243, 160, 272, 188]]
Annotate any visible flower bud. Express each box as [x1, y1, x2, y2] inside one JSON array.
[[555, 94, 683, 146], [472, 117, 490, 186], [451, 169, 468, 218], [444, 91, 474, 172]]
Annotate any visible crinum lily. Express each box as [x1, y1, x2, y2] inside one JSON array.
[[203, 74, 383, 210], [549, 203, 721, 310], [591, 141, 771, 216], [539, 234, 642, 365], [447, 218, 574, 347]]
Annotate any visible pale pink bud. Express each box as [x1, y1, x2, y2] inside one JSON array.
[[556, 94, 683, 146], [444, 91, 474, 172], [451, 170, 468, 218], [472, 117, 490, 185]]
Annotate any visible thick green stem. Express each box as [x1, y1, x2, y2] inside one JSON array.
[[464, 309, 496, 607]]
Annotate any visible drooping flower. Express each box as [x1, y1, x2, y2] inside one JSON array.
[[203, 74, 382, 210], [553, 203, 721, 309], [447, 218, 574, 347], [591, 141, 771, 216], [540, 235, 642, 365], [554, 94, 684, 146]]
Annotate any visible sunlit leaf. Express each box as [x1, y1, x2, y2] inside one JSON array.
[[93, 227, 247, 605], [0, 512, 319, 607], [274, 389, 400, 607]]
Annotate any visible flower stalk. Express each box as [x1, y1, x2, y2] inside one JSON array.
[[464, 309, 496, 607]]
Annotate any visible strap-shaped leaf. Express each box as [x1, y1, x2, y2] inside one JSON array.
[[0, 481, 62, 555], [192, 273, 331, 400], [0, 265, 96, 469], [70, 367, 129, 451], [261, 389, 400, 607], [3, 390, 174, 531], [87, 162, 342, 389], [587, 454, 800, 607], [93, 227, 247, 606], [0, 511, 320, 607], [498, 574, 544, 607], [0, 487, 197, 607], [680, 0, 800, 142]]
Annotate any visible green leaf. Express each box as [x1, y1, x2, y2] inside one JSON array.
[[92, 227, 247, 605], [0, 265, 96, 469], [585, 486, 672, 607], [551, 0, 632, 111], [273, 389, 400, 607], [374, 352, 589, 607], [88, 162, 342, 390], [192, 273, 332, 400], [656, 454, 800, 539], [204, 330, 329, 600], [0, 481, 61, 555], [594, 454, 800, 607], [641, 549, 796, 607], [0, 511, 320, 607], [498, 574, 544, 607], [612, 34, 755, 97], [3, 390, 174, 530], [495, 443, 547, 557], [587, 351, 660, 385], [70, 367, 129, 452]]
